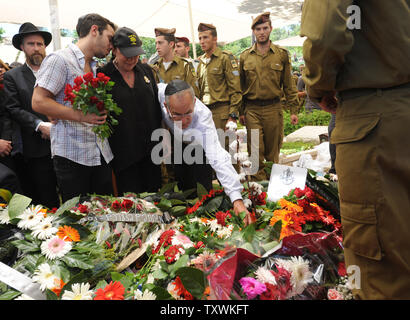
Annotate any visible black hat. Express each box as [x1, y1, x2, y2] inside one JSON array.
[[12, 22, 52, 51], [113, 27, 145, 58]]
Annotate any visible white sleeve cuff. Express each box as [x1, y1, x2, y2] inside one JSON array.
[[228, 190, 243, 204], [35, 121, 44, 132]]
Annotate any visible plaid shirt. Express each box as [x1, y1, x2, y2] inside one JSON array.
[[35, 43, 113, 166]]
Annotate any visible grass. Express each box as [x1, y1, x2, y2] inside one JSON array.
[[280, 141, 316, 155]]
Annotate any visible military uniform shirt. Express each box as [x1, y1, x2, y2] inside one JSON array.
[[240, 42, 299, 114], [197, 47, 242, 116]]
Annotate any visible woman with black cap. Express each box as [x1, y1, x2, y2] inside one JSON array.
[[98, 27, 162, 195]]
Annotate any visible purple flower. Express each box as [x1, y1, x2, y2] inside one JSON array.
[[239, 277, 267, 299]]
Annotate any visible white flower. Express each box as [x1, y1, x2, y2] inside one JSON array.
[[32, 263, 59, 291], [31, 216, 58, 240], [225, 121, 237, 131], [134, 289, 157, 300], [276, 256, 313, 297], [17, 205, 44, 230], [217, 224, 234, 239], [41, 236, 72, 260], [206, 219, 221, 232], [61, 283, 94, 300], [189, 217, 204, 224], [234, 152, 249, 163], [14, 294, 35, 300], [239, 172, 247, 183], [243, 198, 253, 209], [0, 207, 10, 224], [255, 267, 277, 285]]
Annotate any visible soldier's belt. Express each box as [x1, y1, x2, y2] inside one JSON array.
[[339, 82, 410, 100], [206, 101, 230, 109], [245, 97, 280, 106]]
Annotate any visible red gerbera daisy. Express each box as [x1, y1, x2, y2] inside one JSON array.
[[94, 281, 125, 300]]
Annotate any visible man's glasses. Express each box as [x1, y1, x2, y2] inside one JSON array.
[[168, 109, 194, 121]]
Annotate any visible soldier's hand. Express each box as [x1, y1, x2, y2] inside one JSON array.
[[239, 115, 246, 126], [290, 114, 299, 125], [0, 139, 12, 157], [320, 92, 338, 114]]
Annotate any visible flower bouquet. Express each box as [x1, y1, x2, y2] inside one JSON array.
[[64, 72, 122, 139]]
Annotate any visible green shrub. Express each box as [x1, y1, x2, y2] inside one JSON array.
[[283, 109, 331, 136]]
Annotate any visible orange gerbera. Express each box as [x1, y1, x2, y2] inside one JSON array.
[[51, 278, 66, 297], [94, 281, 125, 300], [57, 225, 81, 242], [279, 198, 303, 213], [270, 209, 296, 240]]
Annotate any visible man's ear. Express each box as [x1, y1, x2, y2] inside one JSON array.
[[90, 24, 99, 36]]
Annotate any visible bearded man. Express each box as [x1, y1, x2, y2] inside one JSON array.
[[2, 22, 59, 208]]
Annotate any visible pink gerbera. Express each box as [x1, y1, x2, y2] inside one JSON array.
[[239, 277, 267, 299]]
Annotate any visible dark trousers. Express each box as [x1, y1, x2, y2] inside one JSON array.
[[328, 113, 336, 173], [0, 154, 59, 208], [172, 140, 213, 194], [53, 155, 113, 203], [114, 156, 161, 195]]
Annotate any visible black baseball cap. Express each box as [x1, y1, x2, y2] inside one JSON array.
[[113, 27, 145, 58]]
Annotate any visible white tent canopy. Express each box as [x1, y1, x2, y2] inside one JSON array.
[[0, 0, 302, 43], [273, 35, 306, 47]]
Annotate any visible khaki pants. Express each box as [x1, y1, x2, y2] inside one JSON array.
[[332, 86, 410, 299], [245, 102, 283, 181]]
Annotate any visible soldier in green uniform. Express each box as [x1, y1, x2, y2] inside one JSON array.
[[197, 23, 242, 134], [151, 28, 199, 97], [239, 12, 299, 181], [301, 0, 410, 299]]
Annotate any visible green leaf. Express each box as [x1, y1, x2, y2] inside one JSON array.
[[175, 267, 206, 300], [110, 272, 133, 289], [0, 290, 22, 300], [241, 224, 256, 243], [46, 289, 59, 300], [10, 240, 40, 253], [271, 220, 282, 240], [7, 193, 32, 219], [156, 198, 172, 211], [152, 269, 168, 280], [55, 196, 80, 217], [61, 253, 94, 270], [196, 183, 208, 199], [203, 195, 223, 214], [169, 206, 187, 217], [170, 254, 189, 275], [149, 285, 173, 300], [0, 188, 12, 203], [158, 182, 178, 195]]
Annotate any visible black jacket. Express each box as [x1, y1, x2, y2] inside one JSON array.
[[3, 64, 51, 158], [98, 61, 162, 172]]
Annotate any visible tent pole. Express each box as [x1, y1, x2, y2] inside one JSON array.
[[49, 0, 62, 51], [187, 0, 197, 60]]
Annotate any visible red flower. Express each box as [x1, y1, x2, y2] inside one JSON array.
[[297, 198, 309, 209], [83, 72, 94, 83], [194, 241, 205, 249], [293, 187, 305, 198], [94, 281, 125, 300], [172, 276, 194, 300], [136, 204, 143, 212], [256, 191, 267, 205], [272, 266, 292, 300], [89, 96, 99, 105], [97, 72, 106, 80], [74, 76, 84, 86], [215, 210, 231, 227], [304, 187, 316, 202], [164, 245, 182, 264], [338, 262, 347, 277], [111, 200, 121, 210], [77, 204, 89, 214], [91, 78, 100, 88], [259, 283, 281, 300], [96, 101, 105, 112], [121, 199, 134, 210]]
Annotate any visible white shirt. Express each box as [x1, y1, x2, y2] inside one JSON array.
[[157, 83, 243, 203]]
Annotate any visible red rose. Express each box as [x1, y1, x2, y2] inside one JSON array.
[[89, 96, 99, 105], [64, 83, 73, 95], [111, 200, 121, 210], [74, 76, 84, 86], [96, 101, 105, 112], [121, 199, 134, 210], [97, 72, 106, 79], [77, 204, 89, 214], [103, 76, 110, 84], [91, 78, 99, 88], [293, 188, 305, 198], [83, 72, 93, 83]]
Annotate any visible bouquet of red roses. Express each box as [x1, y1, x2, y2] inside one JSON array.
[[64, 72, 122, 139]]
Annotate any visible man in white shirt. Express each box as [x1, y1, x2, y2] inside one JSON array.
[[156, 80, 251, 224]]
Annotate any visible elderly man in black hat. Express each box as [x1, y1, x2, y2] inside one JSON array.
[[2, 22, 59, 208]]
